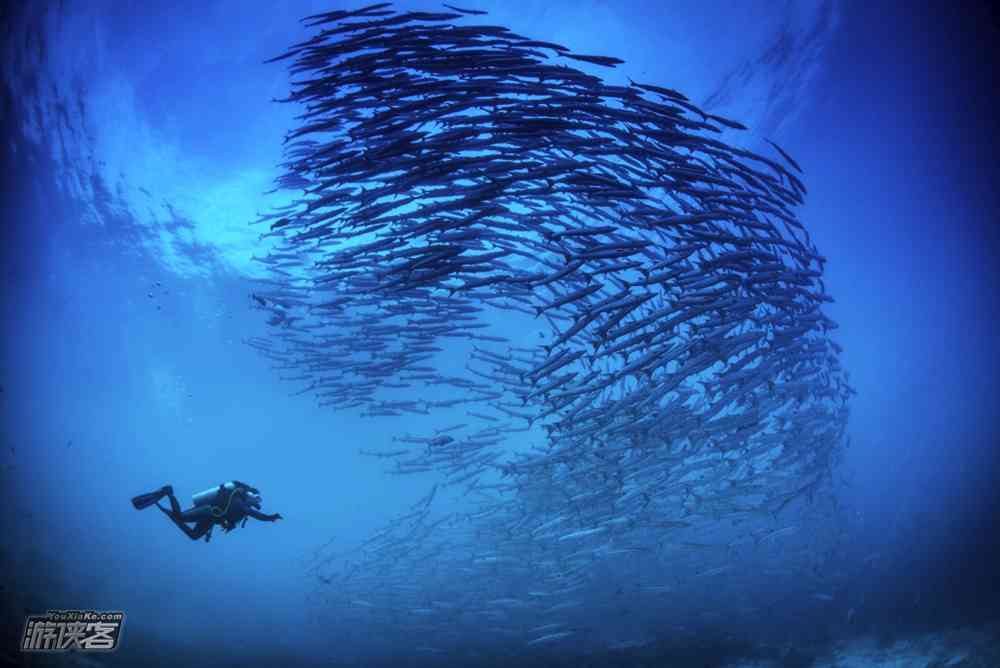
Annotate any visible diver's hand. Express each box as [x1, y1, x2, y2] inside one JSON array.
[[271, 513, 283, 522]]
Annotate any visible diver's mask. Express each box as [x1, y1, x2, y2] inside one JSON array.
[[244, 490, 263, 508]]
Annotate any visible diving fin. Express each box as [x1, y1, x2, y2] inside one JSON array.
[[131, 485, 172, 510]]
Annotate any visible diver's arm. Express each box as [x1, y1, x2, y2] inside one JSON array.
[[247, 508, 282, 522]]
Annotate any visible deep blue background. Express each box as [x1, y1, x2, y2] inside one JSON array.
[[1, 1, 997, 665]]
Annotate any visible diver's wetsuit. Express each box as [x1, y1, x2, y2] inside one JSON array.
[[156, 486, 280, 541]]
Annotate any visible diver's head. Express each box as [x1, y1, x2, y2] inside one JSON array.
[[244, 489, 263, 508], [227, 481, 262, 507]]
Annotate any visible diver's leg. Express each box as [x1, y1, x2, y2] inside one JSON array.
[[131, 484, 174, 510], [156, 505, 210, 541], [163, 487, 182, 515], [187, 520, 213, 541], [179, 505, 215, 523]]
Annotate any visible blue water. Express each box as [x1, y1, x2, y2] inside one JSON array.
[[1, 2, 998, 666]]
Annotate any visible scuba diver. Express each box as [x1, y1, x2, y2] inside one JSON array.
[[130, 480, 282, 542]]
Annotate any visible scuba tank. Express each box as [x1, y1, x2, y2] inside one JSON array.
[[191, 481, 263, 511], [192, 481, 238, 508]]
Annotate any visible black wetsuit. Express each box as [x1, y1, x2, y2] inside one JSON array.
[[157, 486, 280, 541]]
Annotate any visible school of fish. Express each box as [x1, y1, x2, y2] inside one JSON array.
[[244, 2, 855, 659]]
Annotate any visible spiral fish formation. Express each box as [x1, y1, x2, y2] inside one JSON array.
[[247, 2, 853, 656]]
